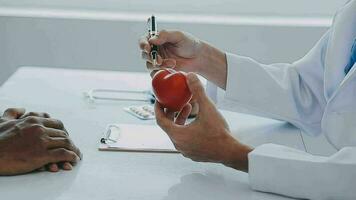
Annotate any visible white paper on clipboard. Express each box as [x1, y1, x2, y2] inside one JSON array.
[[99, 124, 178, 153]]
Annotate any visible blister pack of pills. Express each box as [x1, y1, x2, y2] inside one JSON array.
[[124, 105, 155, 120]]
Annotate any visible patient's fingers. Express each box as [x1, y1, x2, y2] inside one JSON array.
[[62, 162, 73, 170], [20, 111, 51, 119], [47, 163, 59, 172], [40, 118, 65, 131], [54, 162, 74, 171], [46, 128, 68, 138], [21, 116, 66, 131], [45, 162, 73, 173], [46, 136, 82, 160], [47, 148, 80, 164], [2, 108, 26, 119]]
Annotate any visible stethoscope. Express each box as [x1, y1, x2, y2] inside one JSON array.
[[84, 89, 156, 104]]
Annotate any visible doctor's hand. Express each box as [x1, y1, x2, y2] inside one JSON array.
[[155, 73, 253, 172], [139, 30, 204, 72], [139, 30, 228, 89], [0, 108, 82, 175]]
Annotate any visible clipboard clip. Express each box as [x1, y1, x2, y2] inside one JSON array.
[[100, 124, 120, 144]]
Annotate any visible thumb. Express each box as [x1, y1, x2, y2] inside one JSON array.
[[186, 73, 209, 105], [2, 108, 26, 119]]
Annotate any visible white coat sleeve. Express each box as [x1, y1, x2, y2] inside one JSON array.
[[249, 144, 356, 199], [221, 31, 356, 199], [224, 32, 330, 135]]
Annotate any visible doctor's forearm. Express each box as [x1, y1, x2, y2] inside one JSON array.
[[198, 42, 228, 90]]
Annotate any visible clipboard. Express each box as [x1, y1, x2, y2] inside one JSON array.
[[99, 124, 178, 153]]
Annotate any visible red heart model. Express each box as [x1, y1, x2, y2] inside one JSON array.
[[152, 69, 192, 111]]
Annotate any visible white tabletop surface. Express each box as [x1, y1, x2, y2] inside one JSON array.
[[0, 67, 306, 200]]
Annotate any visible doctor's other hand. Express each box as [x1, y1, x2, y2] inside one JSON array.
[[139, 30, 203, 72], [139, 30, 225, 74], [0, 108, 82, 175], [139, 30, 228, 88], [154, 73, 253, 172]]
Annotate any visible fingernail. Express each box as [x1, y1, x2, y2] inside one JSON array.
[[64, 163, 73, 170], [50, 164, 59, 172]]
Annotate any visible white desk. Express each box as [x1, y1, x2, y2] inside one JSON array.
[[0, 67, 305, 200]]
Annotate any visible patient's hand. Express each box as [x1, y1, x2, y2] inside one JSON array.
[[0, 108, 82, 175]]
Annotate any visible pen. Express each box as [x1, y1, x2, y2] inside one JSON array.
[[148, 15, 158, 67]]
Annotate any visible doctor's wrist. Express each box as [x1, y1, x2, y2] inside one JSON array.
[[222, 141, 253, 173], [198, 41, 228, 89]]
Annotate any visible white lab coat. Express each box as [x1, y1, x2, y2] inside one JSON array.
[[211, 0, 356, 199]]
